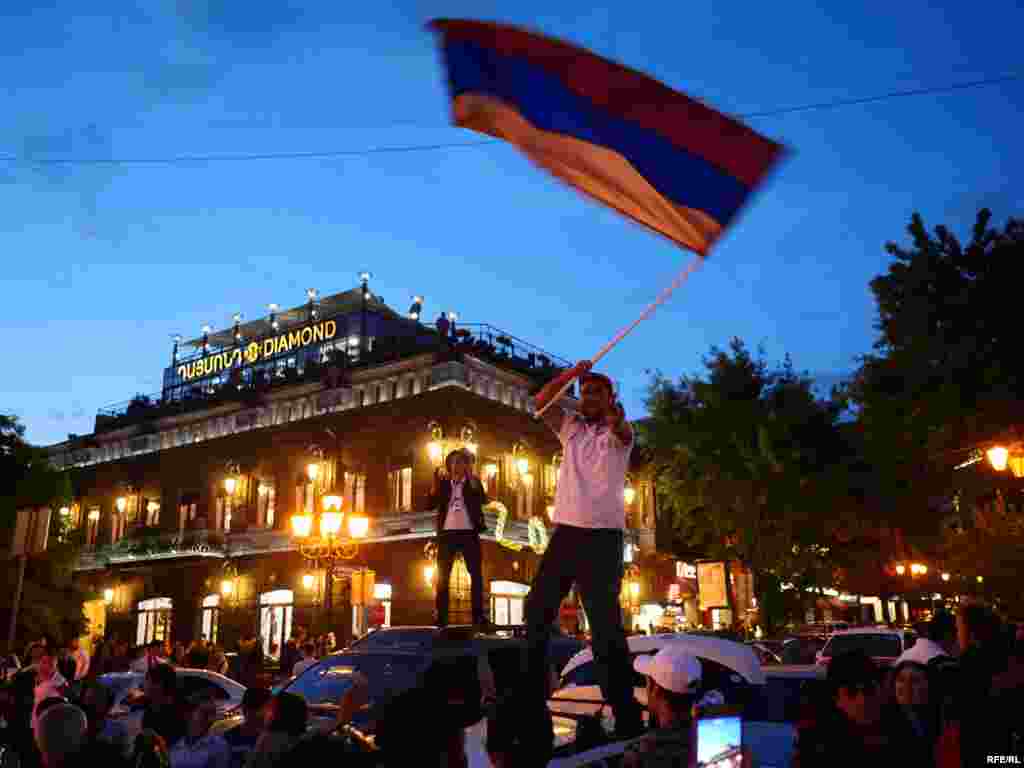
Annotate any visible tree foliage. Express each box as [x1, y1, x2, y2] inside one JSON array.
[[850, 210, 1024, 599], [1, 414, 88, 645], [640, 339, 860, 625]]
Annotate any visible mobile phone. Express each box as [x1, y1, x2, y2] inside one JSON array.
[[695, 714, 743, 768]]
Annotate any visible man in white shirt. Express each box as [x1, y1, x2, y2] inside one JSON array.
[[428, 449, 489, 627], [517, 361, 643, 763], [32, 649, 68, 732]]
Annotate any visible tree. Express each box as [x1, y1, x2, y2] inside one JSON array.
[[1, 415, 88, 648], [850, 210, 1024, 602], [641, 339, 860, 632]]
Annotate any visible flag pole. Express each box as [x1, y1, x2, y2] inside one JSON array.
[[535, 254, 705, 417]]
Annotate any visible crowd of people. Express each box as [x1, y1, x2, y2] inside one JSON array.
[[794, 605, 1023, 767]]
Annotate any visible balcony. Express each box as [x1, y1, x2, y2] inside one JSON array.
[[72, 509, 542, 570]]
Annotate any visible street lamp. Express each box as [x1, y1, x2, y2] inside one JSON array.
[[115, 496, 127, 515], [987, 446, 1009, 472], [941, 572, 951, 582], [302, 573, 316, 591], [103, 588, 114, 604], [623, 485, 636, 506], [895, 564, 906, 575]]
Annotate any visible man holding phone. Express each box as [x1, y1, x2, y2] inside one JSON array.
[[625, 647, 701, 767], [428, 449, 488, 628], [517, 362, 643, 764]]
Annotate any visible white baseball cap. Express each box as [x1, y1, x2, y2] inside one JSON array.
[[633, 647, 702, 695]]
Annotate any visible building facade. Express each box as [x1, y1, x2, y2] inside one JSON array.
[[48, 285, 657, 657]]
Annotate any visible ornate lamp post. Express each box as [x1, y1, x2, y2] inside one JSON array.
[[290, 473, 369, 635]]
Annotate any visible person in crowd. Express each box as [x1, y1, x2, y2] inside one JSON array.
[[169, 693, 231, 768], [517, 363, 643, 765], [34, 703, 87, 768], [794, 650, 906, 767], [376, 655, 483, 768], [884, 659, 939, 759], [80, 680, 130, 757], [68, 638, 90, 681], [207, 647, 229, 676], [279, 632, 302, 676], [620, 647, 700, 767], [89, 638, 107, 679], [291, 643, 317, 677], [223, 688, 271, 768], [172, 642, 188, 667], [32, 650, 68, 732], [428, 448, 488, 628], [139, 663, 185, 750], [236, 635, 264, 689], [55, 645, 76, 686], [246, 692, 308, 768], [186, 640, 210, 669]]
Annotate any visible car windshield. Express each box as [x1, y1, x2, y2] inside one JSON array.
[[823, 634, 901, 658], [282, 654, 425, 708]]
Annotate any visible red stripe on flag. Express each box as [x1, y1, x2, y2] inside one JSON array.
[[431, 19, 783, 189]]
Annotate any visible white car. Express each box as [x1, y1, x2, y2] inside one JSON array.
[[98, 668, 246, 744], [815, 627, 914, 668]]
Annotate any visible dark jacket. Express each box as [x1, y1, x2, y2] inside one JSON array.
[[428, 477, 488, 535]]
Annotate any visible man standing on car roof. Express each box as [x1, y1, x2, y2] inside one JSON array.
[[514, 362, 643, 765]]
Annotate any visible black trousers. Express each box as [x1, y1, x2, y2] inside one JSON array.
[[521, 525, 640, 751], [436, 530, 484, 626]]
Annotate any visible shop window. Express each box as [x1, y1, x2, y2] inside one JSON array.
[[201, 594, 220, 644], [214, 497, 232, 533], [373, 583, 393, 628], [111, 511, 126, 544], [178, 494, 199, 535], [257, 481, 277, 528], [388, 467, 412, 513], [344, 472, 366, 516], [259, 590, 294, 661], [491, 581, 529, 626], [137, 597, 173, 646]]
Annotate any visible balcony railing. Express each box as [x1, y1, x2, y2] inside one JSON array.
[[73, 509, 546, 570], [95, 323, 570, 434]]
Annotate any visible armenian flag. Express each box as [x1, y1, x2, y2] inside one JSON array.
[[431, 19, 783, 256]]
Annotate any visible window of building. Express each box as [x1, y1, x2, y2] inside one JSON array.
[[69, 504, 83, 529], [543, 462, 558, 498], [201, 594, 220, 644], [86, 508, 100, 548], [136, 597, 173, 646], [259, 590, 294, 661], [373, 583, 392, 628], [145, 499, 160, 527], [491, 581, 529, 627], [258, 481, 277, 528], [344, 472, 366, 516], [214, 497, 232, 533], [388, 467, 413, 513], [111, 511, 126, 544]]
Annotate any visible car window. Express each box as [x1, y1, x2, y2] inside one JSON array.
[[904, 633, 916, 649], [180, 676, 229, 701], [822, 634, 902, 658], [284, 654, 425, 707], [354, 631, 435, 652]]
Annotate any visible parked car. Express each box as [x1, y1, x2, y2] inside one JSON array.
[[751, 642, 783, 665], [349, 625, 584, 679], [98, 668, 246, 744], [815, 628, 913, 667]]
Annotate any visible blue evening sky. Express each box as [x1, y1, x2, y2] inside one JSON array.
[[2, 1, 1022, 446]]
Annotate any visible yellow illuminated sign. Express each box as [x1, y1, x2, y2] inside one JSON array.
[[177, 320, 337, 382]]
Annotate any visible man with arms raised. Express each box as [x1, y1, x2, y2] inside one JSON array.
[[517, 361, 643, 764]]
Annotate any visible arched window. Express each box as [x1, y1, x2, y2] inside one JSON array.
[[137, 597, 172, 646], [201, 594, 220, 644], [259, 589, 294, 661]]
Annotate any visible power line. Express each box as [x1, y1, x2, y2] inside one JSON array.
[[0, 72, 1018, 168]]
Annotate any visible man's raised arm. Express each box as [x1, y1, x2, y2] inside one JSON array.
[[532, 360, 591, 435]]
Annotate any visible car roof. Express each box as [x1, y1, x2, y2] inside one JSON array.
[[827, 628, 905, 637], [561, 633, 765, 685]]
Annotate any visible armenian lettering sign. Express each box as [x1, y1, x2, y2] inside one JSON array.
[[176, 320, 338, 382]]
